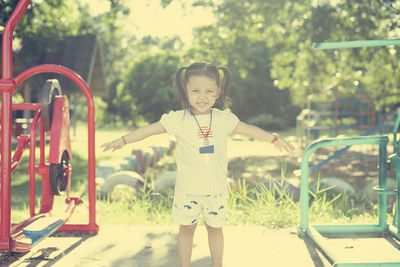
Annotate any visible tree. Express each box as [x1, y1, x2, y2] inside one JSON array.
[[77, 0, 131, 86], [1, 0, 81, 37], [0, 0, 136, 125], [174, 0, 400, 119], [270, 0, 400, 110], [98, 33, 184, 125], [123, 51, 181, 124], [182, 0, 299, 129]]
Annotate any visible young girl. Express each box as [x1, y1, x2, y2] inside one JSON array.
[[101, 62, 294, 267]]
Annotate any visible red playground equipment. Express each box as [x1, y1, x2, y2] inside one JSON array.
[[0, 0, 98, 252]]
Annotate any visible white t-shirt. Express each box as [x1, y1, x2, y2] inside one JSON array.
[[160, 108, 239, 195]]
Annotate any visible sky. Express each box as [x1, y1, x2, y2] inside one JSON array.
[[81, 0, 215, 45]]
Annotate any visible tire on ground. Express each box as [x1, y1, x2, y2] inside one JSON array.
[[100, 171, 145, 200]]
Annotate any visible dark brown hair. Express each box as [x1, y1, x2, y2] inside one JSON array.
[[173, 61, 232, 109]]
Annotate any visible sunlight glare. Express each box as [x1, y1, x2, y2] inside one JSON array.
[[81, 0, 109, 15], [125, 0, 214, 44], [82, 0, 214, 45]]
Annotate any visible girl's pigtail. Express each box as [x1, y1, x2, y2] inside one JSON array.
[[218, 67, 232, 109], [173, 67, 188, 108]]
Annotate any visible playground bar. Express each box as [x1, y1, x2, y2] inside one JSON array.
[[0, 0, 30, 250], [392, 111, 400, 154], [307, 226, 341, 265], [312, 224, 385, 234], [16, 65, 99, 233], [378, 137, 388, 227], [312, 39, 400, 49], [28, 110, 40, 216], [12, 103, 41, 110], [298, 135, 389, 234]]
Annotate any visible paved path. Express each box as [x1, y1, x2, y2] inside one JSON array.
[[5, 225, 400, 266], [5, 225, 331, 267]]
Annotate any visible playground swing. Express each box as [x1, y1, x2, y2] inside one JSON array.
[[298, 39, 400, 266], [0, 0, 98, 252]]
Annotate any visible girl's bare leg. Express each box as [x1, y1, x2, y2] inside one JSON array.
[[205, 224, 224, 267], [178, 223, 197, 267]]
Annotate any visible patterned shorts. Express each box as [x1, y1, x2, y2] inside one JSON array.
[[171, 192, 227, 228]]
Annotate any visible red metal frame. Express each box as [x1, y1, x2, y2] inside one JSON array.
[[334, 84, 376, 136], [0, 0, 98, 251]]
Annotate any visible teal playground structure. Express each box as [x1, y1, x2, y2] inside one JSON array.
[[298, 39, 400, 266]]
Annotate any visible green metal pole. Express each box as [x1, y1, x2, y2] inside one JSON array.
[[308, 226, 341, 264], [392, 111, 400, 155], [378, 140, 388, 228], [397, 164, 400, 235], [299, 147, 312, 235], [313, 224, 385, 234], [312, 39, 400, 50], [391, 112, 400, 235]]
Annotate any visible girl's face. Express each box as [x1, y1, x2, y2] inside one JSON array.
[[185, 75, 220, 115]]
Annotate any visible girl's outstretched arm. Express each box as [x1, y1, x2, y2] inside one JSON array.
[[233, 121, 295, 152], [101, 122, 166, 152]]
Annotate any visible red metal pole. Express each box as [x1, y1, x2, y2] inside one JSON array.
[[40, 118, 45, 166], [16, 64, 98, 233], [12, 103, 40, 110], [0, 0, 31, 250], [28, 110, 40, 217]]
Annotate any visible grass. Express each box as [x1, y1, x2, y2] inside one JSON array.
[[8, 122, 385, 228], [69, 174, 381, 228], [227, 180, 298, 228]]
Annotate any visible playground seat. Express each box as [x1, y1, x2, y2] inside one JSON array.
[[22, 217, 64, 245]]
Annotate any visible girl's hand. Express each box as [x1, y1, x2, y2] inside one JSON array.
[[272, 134, 295, 153], [101, 137, 125, 152]]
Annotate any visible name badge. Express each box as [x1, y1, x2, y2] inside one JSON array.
[[199, 145, 214, 154]]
